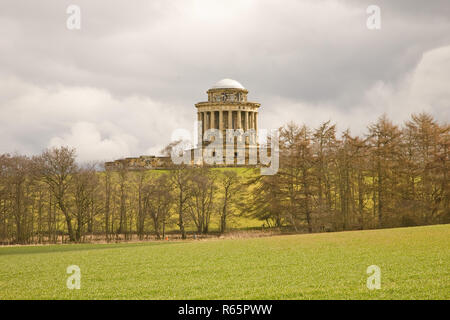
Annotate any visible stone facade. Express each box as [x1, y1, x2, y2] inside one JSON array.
[[196, 86, 260, 136], [105, 155, 171, 171], [105, 79, 261, 170]]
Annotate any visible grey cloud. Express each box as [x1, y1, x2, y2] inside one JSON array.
[[0, 0, 449, 159]]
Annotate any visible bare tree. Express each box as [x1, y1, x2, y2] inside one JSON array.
[[218, 170, 242, 233], [73, 165, 98, 242], [34, 147, 78, 242], [116, 162, 128, 239], [187, 168, 216, 234], [169, 167, 192, 239], [103, 165, 113, 242], [367, 114, 401, 227], [135, 170, 146, 240], [143, 173, 173, 239], [164, 142, 192, 240]]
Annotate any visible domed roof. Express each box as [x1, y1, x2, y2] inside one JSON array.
[[211, 78, 245, 89]]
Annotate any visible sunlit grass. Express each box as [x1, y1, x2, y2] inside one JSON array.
[[0, 224, 448, 299]]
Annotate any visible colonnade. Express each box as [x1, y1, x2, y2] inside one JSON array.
[[197, 110, 258, 135]]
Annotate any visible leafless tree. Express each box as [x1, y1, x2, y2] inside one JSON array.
[[34, 147, 78, 242], [143, 173, 173, 239], [187, 168, 216, 234], [73, 165, 98, 242], [217, 170, 243, 233]]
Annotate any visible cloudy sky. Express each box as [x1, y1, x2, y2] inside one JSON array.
[[1, 0, 449, 162]]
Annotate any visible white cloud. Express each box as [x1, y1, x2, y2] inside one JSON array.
[[260, 45, 450, 135], [361, 45, 450, 126], [0, 44, 448, 162], [0, 76, 193, 161], [49, 121, 138, 163], [0, 1, 448, 160]]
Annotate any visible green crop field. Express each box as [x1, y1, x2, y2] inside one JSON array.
[[0, 224, 448, 300]]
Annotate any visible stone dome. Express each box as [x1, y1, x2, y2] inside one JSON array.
[[211, 78, 245, 90]]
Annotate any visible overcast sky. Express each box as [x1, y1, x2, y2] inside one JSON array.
[[1, 0, 449, 162]]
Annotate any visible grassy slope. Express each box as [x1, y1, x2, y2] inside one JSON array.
[[0, 224, 448, 299]]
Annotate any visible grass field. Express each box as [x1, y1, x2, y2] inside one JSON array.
[[0, 224, 448, 299]]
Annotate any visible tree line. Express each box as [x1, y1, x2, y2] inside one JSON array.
[[0, 113, 448, 244], [253, 113, 448, 232], [0, 148, 245, 244]]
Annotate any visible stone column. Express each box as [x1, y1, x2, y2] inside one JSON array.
[[237, 110, 241, 129], [203, 112, 207, 134], [198, 112, 202, 136], [251, 112, 255, 129], [210, 110, 215, 130], [255, 112, 258, 132], [252, 112, 256, 129], [228, 109, 232, 130], [219, 110, 223, 131], [245, 111, 249, 131]]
